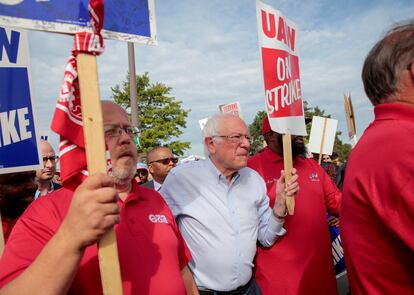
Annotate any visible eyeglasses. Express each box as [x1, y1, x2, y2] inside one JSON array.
[[212, 134, 253, 144], [42, 155, 58, 164], [149, 157, 178, 165], [104, 125, 138, 138], [136, 170, 148, 177]]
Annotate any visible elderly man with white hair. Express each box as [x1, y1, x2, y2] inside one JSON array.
[[160, 113, 299, 295]]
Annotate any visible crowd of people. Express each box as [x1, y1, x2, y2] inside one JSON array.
[[1, 20, 413, 295]]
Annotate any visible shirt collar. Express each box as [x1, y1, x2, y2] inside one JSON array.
[[374, 102, 414, 121], [153, 180, 162, 191], [34, 181, 55, 199], [122, 180, 145, 204], [205, 156, 240, 185]]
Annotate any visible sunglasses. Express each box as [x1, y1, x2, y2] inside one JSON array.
[[136, 170, 148, 177], [42, 155, 59, 164], [150, 157, 178, 165]]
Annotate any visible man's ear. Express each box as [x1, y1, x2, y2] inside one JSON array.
[[148, 164, 155, 175], [204, 137, 216, 155]]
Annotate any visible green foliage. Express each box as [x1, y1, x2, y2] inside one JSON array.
[[249, 110, 267, 156], [111, 73, 191, 156], [249, 101, 352, 161]]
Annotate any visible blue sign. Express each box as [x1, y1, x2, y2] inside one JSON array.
[[0, 26, 42, 174], [0, 0, 156, 44], [327, 214, 346, 275]]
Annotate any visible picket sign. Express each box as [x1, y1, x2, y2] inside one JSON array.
[[318, 118, 328, 165], [344, 94, 358, 147], [77, 53, 123, 294], [219, 102, 242, 117], [256, 1, 307, 214], [308, 116, 338, 162]]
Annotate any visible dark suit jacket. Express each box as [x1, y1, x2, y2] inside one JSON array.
[[141, 180, 155, 189], [52, 181, 62, 191]]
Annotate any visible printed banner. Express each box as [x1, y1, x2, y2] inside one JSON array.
[[256, 0, 306, 135], [0, 0, 157, 44], [0, 26, 42, 174]]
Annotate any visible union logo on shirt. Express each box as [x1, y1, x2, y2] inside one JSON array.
[[148, 214, 169, 224], [309, 172, 320, 182]]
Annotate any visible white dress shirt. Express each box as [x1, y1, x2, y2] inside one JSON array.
[[160, 158, 286, 291], [153, 179, 162, 191]]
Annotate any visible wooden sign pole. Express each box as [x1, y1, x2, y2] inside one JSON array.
[[127, 42, 139, 128], [282, 134, 295, 215], [344, 94, 358, 147], [77, 53, 123, 295], [318, 118, 328, 165], [0, 213, 5, 257]]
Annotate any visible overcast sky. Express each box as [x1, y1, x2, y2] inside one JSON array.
[[27, 0, 414, 156]]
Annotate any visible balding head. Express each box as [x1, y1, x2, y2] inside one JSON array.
[[147, 146, 176, 184], [36, 139, 58, 182], [101, 100, 138, 187]]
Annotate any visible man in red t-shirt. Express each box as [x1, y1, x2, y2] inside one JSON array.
[[247, 116, 341, 295], [341, 21, 414, 294], [0, 101, 197, 295]]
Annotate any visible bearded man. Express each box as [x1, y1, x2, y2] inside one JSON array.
[[247, 116, 341, 295]]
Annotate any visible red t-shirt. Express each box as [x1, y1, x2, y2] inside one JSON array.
[[248, 147, 341, 295], [0, 181, 191, 294], [341, 103, 414, 294]]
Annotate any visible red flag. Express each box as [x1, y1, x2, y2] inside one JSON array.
[[51, 1, 105, 190]]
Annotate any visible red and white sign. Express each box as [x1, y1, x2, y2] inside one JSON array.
[[219, 102, 242, 117], [256, 0, 306, 135]]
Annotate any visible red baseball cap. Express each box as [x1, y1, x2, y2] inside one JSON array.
[[262, 115, 272, 135]]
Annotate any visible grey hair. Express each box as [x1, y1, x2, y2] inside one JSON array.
[[362, 19, 414, 105], [201, 113, 248, 156]]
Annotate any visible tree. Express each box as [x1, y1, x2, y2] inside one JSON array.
[[249, 110, 267, 156], [249, 101, 352, 161], [111, 72, 191, 156]]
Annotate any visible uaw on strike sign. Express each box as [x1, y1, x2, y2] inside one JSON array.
[[256, 1, 306, 136], [0, 26, 42, 174]]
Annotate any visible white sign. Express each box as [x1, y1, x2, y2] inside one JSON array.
[[256, 0, 306, 135], [219, 102, 242, 117], [198, 118, 209, 131], [308, 116, 338, 155]]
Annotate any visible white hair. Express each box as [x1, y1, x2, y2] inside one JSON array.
[[201, 113, 248, 156]]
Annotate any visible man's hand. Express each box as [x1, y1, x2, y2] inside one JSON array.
[[59, 173, 120, 252], [273, 168, 299, 219]]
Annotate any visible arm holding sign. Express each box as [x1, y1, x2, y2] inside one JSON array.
[[0, 174, 119, 295], [273, 169, 299, 219]]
